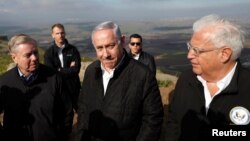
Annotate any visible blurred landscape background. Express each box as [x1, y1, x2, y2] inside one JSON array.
[[1, 18, 250, 105], [1, 18, 250, 75], [1, 0, 250, 75], [1, 0, 250, 140]]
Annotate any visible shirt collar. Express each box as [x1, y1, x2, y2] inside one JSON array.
[[58, 44, 65, 50], [17, 67, 34, 80], [101, 64, 115, 75], [197, 62, 238, 93], [133, 53, 140, 60]]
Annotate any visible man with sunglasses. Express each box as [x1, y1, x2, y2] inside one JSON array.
[[165, 14, 250, 140], [128, 34, 156, 76]]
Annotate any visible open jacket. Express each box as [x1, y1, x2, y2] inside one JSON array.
[[44, 39, 81, 109], [165, 62, 250, 141], [77, 51, 163, 141], [0, 64, 73, 141], [128, 50, 156, 76]]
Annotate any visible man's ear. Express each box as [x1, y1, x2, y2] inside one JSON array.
[[51, 34, 55, 39], [220, 47, 232, 63], [10, 52, 18, 64]]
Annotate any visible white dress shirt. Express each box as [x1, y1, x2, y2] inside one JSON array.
[[58, 44, 65, 68], [197, 63, 237, 113]]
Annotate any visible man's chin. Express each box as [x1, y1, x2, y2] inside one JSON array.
[[105, 65, 115, 69], [192, 68, 201, 75], [103, 63, 115, 70]]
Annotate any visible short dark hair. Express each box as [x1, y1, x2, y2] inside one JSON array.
[[51, 23, 65, 32], [129, 34, 142, 42]]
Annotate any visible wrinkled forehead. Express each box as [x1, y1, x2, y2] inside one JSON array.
[[11, 42, 37, 53], [92, 29, 117, 45], [16, 42, 37, 50]]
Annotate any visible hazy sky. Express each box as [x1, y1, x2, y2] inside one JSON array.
[[0, 0, 250, 26]]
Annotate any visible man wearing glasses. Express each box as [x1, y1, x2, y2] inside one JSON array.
[[165, 14, 250, 140], [128, 34, 156, 76]]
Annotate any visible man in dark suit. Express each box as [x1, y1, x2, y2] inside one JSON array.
[[165, 14, 250, 141], [76, 21, 163, 141], [44, 23, 81, 111], [128, 33, 156, 76], [0, 34, 73, 141]]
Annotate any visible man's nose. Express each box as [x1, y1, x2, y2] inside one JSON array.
[[187, 49, 196, 60], [31, 54, 39, 60], [103, 48, 110, 57]]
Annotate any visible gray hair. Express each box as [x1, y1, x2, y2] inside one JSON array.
[[8, 34, 37, 53], [193, 14, 245, 60], [91, 21, 122, 44]]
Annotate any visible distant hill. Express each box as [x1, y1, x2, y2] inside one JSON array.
[[1, 19, 250, 73], [0, 35, 8, 41], [0, 39, 8, 50], [0, 39, 12, 74]]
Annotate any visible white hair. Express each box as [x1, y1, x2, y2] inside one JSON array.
[[8, 34, 37, 53], [91, 21, 122, 44], [193, 14, 245, 60]]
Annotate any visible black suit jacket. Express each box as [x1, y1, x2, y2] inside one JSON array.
[[129, 51, 156, 76], [44, 39, 81, 109], [165, 62, 250, 141], [0, 64, 73, 141], [77, 51, 163, 141]]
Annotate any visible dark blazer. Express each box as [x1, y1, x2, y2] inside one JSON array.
[[77, 51, 163, 141], [129, 51, 156, 76], [0, 64, 73, 141], [44, 39, 81, 110], [165, 63, 250, 141]]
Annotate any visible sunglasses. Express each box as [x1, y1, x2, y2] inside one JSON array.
[[130, 42, 141, 46]]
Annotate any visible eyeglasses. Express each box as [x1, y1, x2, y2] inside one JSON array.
[[187, 42, 220, 56], [130, 42, 141, 46]]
